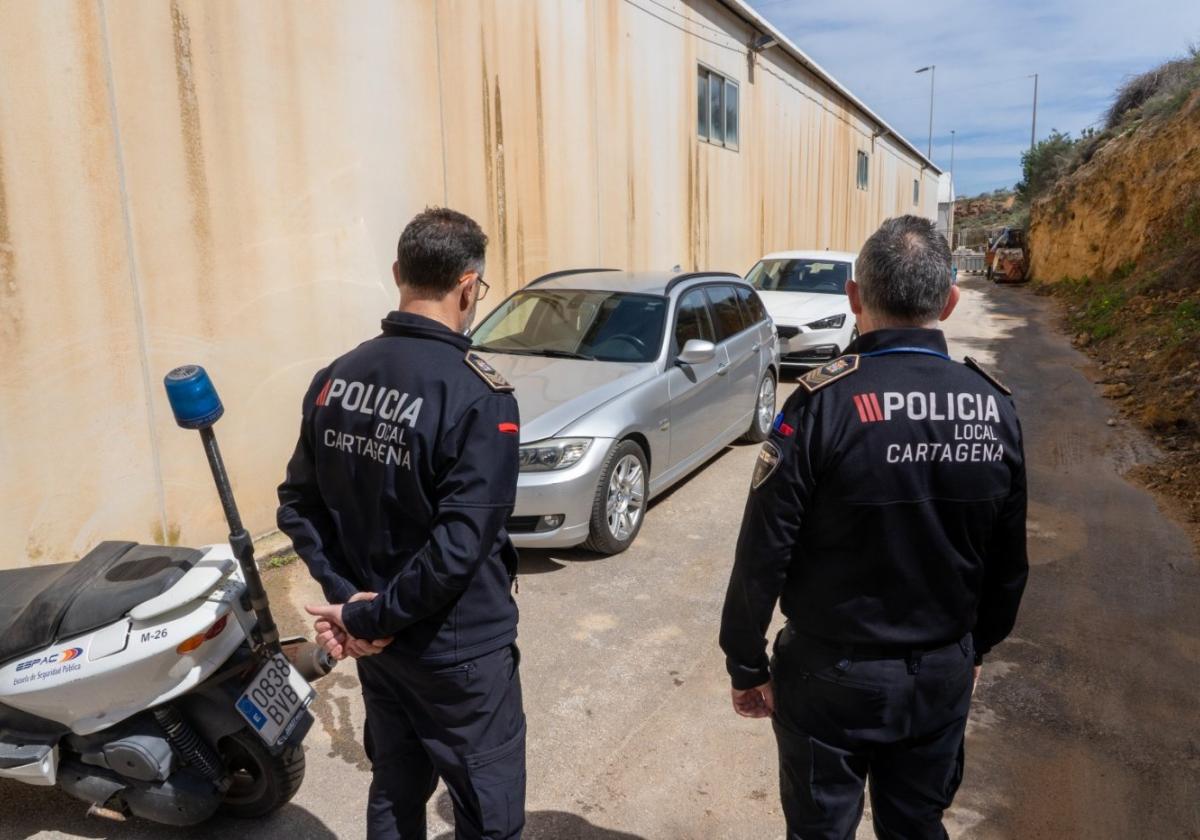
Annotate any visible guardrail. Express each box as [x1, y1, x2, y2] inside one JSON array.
[[953, 250, 985, 273]]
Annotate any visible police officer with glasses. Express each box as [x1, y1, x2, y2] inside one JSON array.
[[279, 207, 525, 840]]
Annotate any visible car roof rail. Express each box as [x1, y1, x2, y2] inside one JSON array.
[[664, 271, 743, 295], [525, 268, 619, 287]]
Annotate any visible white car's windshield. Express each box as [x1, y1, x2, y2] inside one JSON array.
[[747, 259, 850, 295], [472, 290, 667, 363]]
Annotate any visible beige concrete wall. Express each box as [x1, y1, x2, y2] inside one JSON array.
[[0, 0, 937, 569]]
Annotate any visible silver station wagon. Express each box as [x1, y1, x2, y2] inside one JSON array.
[[471, 269, 780, 554]]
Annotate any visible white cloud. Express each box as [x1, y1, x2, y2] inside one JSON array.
[[748, 0, 1200, 195]]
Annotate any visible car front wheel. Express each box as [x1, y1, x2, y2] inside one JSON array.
[[584, 440, 648, 555], [741, 371, 777, 443]]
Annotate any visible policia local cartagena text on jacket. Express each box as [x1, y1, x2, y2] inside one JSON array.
[[277, 309, 526, 839], [277, 311, 521, 663], [720, 319, 1028, 838], [721, 327, 1027, 688]]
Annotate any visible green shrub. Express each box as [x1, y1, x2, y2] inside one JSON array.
[[267, 551, 298, 569], [1016, 130, 1081, 204], [1173, 300, 1200, 341], [1065, 280, 1128, 342], [1112, 260, 1137, 281]]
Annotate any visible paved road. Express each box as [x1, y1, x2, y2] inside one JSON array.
[[4, 277, 1198, 839]]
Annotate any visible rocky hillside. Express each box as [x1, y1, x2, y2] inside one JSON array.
[[954, 190, 1022, 248], [1029, 83, 1200, 541], [1029, 91, 1200, 282]]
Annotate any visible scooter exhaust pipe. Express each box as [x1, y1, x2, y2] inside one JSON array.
[[281, 638, 337, 682], [163, 366, 283, 657]]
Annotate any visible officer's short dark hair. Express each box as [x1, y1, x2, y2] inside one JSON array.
[[397, 207, 488, 297], [855, 216, 952, 324]]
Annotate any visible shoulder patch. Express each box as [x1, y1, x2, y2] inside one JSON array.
[[465, 352, 514, 392], [798, 354, 860, 394], [964, 356, 1012, 395], [751, 441, 782, 490]]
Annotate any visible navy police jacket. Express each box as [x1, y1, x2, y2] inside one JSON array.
[[720, 328, 1028, 690], [277, 311, 520, 664]]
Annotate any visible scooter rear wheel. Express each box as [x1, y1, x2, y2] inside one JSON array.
[[218, 729, 305, 819]]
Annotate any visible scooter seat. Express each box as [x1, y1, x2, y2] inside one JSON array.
[[0, 541, 202, 667]]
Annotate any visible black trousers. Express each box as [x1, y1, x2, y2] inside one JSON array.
[[771, 627, 975, 840], [357, 644, 526, 840]]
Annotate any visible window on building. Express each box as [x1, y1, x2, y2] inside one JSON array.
[[709, 73, 724, 145], [856, 151, 869, 190], [698, 65, 739, 151], [913, 179, 920, 205], [724, 79, 738, 149]]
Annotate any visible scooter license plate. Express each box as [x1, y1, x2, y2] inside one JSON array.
[[235, 653, 315, 747]]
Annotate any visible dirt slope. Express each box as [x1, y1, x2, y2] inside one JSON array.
[[1028, 91, 1200, 547], [1029, 91, 1200, 283]]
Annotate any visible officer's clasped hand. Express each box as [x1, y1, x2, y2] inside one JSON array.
[[307, 593, 393, 661], [731, 681, 775, 719]]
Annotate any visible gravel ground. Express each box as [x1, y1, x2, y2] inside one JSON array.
[[4, 277, 1198, 840]]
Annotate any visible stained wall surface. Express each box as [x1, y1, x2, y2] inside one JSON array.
[[0, 0, 937, 568]]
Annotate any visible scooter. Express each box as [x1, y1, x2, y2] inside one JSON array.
[[0, 365, 333, 825]]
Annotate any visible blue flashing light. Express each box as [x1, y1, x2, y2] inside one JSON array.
[[164, 365, 224, 429]]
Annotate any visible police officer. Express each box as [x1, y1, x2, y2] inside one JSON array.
[[278, 208, 525, 840], [720, 215, 1028, 839]]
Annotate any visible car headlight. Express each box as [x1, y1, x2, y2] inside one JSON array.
[[806, 314, 846, 330], [519, 438, 592, 472]]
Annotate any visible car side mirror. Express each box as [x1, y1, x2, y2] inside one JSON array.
[[676, 339, 716, 366]]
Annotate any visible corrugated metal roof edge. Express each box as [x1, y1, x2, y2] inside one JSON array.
[[717, 0, 943, 175]]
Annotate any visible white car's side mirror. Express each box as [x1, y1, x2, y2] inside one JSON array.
[[676, 339, 716, 366]]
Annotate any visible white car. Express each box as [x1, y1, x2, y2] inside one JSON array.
[[745, 250, 858, 369]]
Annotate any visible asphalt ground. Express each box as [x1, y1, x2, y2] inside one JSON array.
[[4, 276, 1198, 839]]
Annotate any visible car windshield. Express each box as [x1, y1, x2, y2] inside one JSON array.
[[746, 258, 850, 295], [471, 289, 667, 363]]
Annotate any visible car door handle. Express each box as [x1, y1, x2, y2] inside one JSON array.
[[717, 362, 729, 375], [750, 343, 761, 352]]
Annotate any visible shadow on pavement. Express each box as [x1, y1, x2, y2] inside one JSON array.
[[430, 791, 648, 840], [515, 550, 569, 574], [514, 444, 746, 571], [0, 778, 338, 840], [645, 445, 739, 507]]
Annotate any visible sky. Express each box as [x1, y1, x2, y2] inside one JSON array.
[[745, 0, 1200, 198]]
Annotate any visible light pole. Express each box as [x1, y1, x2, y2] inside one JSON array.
[[915, 65, 935, 160], [1029, 73, 1039, 154], [949, 129, 957, 251]]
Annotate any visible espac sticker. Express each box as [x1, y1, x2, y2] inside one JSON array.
[[15, 647, 83, 672]]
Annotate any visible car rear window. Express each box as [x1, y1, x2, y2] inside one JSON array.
[[706, 285, 748, 341], [674, 289, 716, 350], [736, 286, 767, 324]]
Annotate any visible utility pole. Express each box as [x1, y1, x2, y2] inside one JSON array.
[[916, 65, 936, 160], [1029, 73, 1039, 153], [950, 129, 956, 181]]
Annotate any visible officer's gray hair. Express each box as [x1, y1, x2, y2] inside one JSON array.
[[855, 216, 952, 324]]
